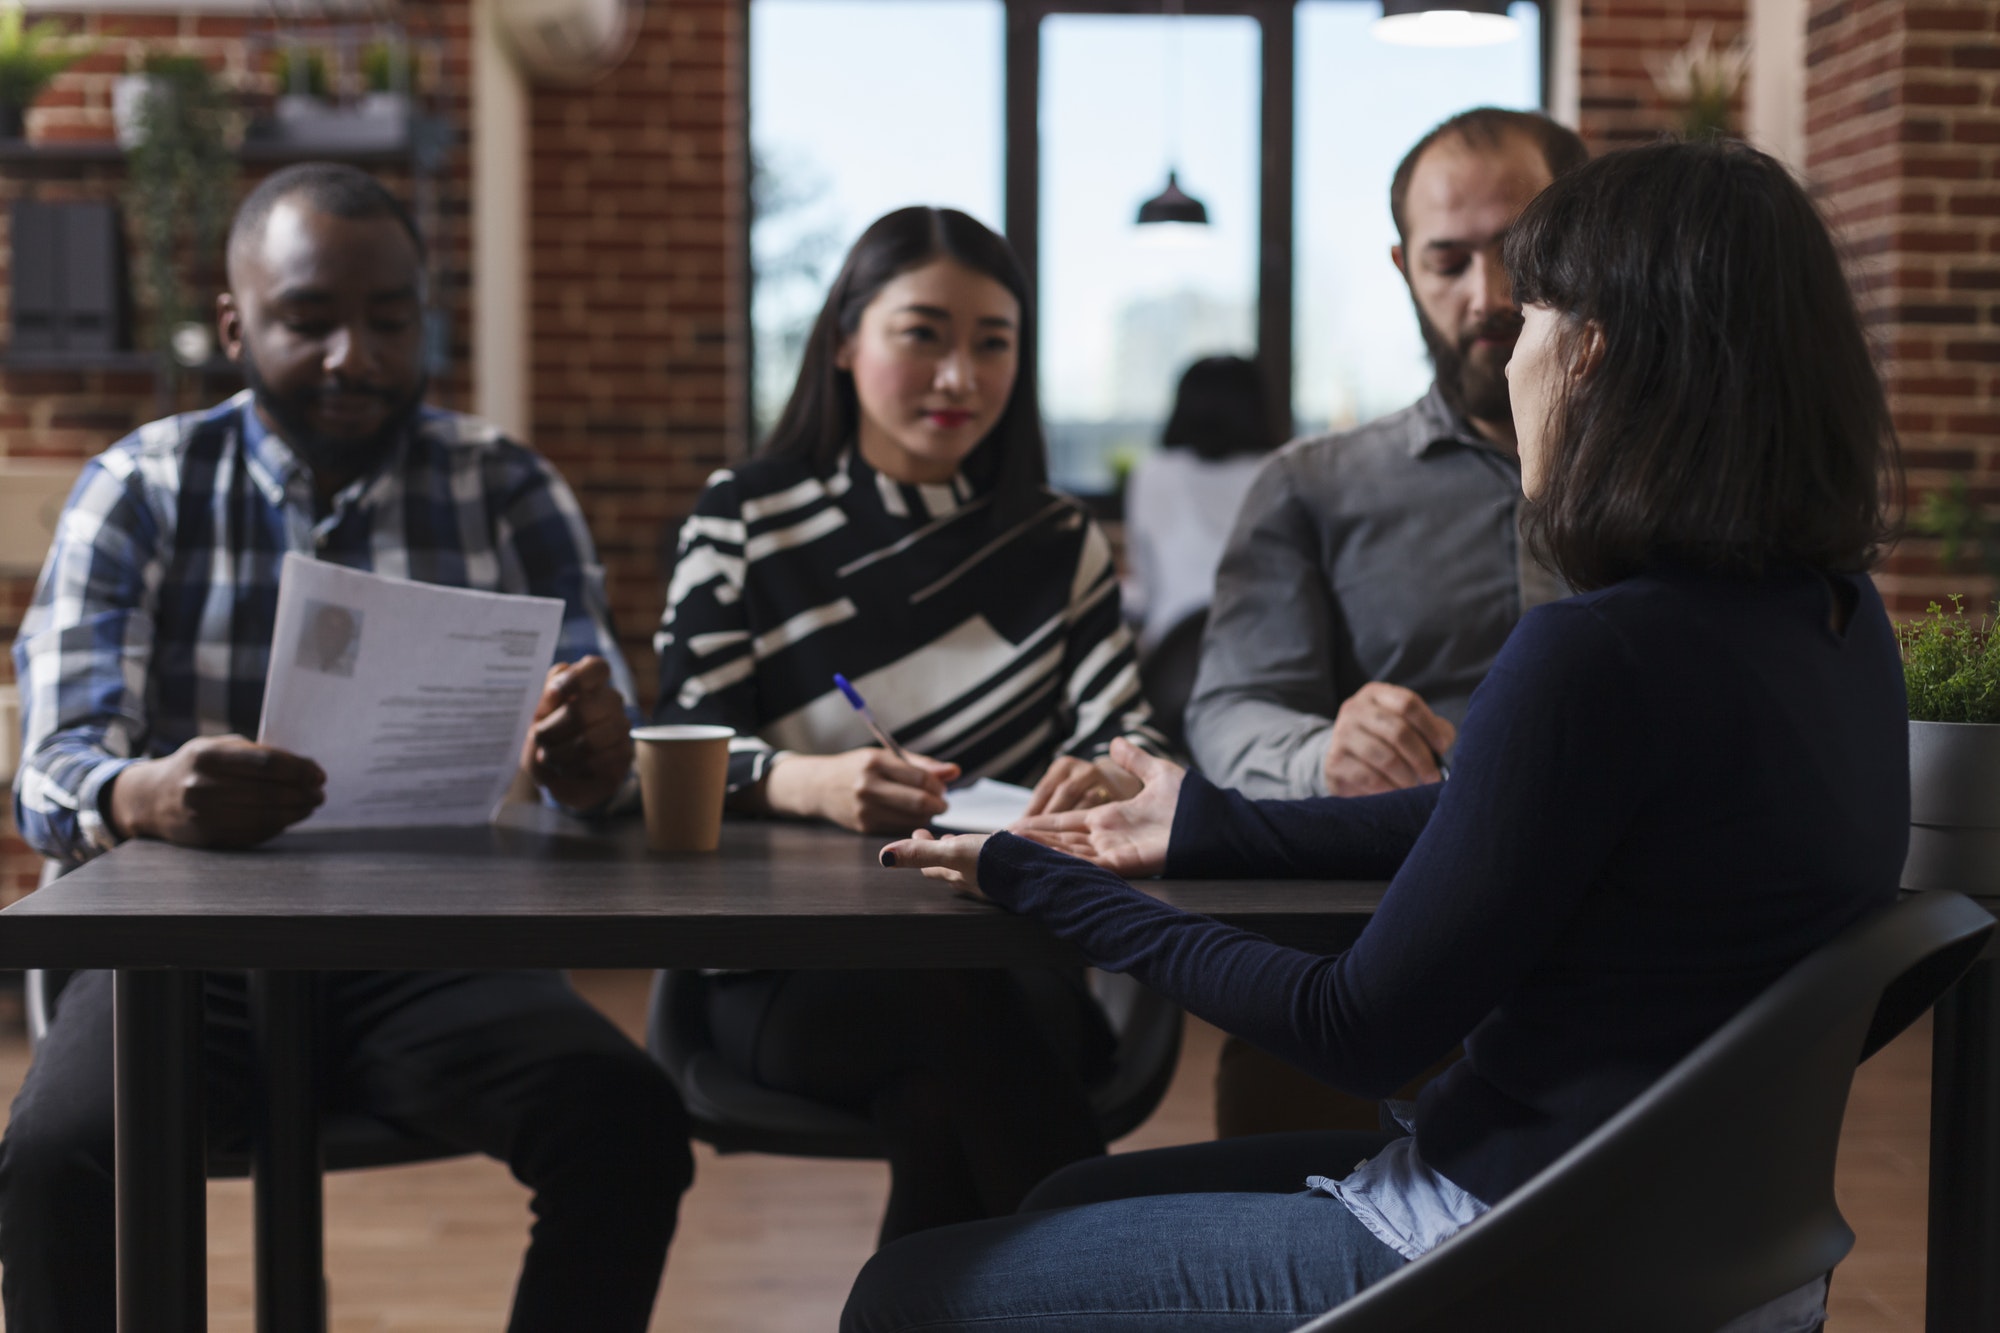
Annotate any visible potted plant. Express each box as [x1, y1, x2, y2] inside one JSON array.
[[0, 1, 87, 141], [358, 40, 414, 135], [271, 46, 329, 124], [361, 41, 414, 102], [122, 54, 235, 389], [1900, 597, 2000, 893], [1647, 21, 1750, 141]]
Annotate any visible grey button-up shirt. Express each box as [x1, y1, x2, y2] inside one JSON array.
[[1184, 385, 1566, 799]]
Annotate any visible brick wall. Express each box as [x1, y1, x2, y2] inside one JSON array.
[[0, 2, 477, 896], [1806, 0, 2000, 615], [526, 0, 747, 708], [1577, 0, 1752, 151], [0, 0, 479, 633]]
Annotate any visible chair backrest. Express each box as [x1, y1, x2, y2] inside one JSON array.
[[648, 968, 1184, 1158], [1086, 970, 1185, 1142], [1291, 890, 1994, 1333], [1140, 610, 1208, 755], [651, 969, 885, 1157]]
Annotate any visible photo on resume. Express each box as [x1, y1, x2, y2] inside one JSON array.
[[297, 600, 364, 678]]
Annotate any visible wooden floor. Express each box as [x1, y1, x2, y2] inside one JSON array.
[[0, 971, 1934, 1331]]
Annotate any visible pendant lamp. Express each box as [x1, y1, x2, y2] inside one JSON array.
[[1135, 0, 1210, 230], [1136, 171, 1209, 226], [1373, 0, 1519, 47]]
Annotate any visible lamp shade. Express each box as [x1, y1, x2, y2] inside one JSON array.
[[1374, 0, 1518, 47], [1136, 171, 1209, 226]]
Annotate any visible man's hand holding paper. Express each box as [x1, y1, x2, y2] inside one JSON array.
[[526, 655, 636, 812], [258, 553, 575, 830], [107, 735, 326, 849]]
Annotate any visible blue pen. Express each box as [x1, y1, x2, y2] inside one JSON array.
[[833, 674, 911, 762]]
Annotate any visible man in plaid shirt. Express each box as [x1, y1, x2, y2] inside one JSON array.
[[1, 164, 690, 1330]]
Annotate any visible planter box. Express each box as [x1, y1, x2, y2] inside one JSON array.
[[111, 75, 160, 149], [261, 95, 409, 153], [1905, 719, 2000, 893]]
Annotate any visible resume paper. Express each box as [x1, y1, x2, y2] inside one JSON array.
[[257, 553, 563, 829]]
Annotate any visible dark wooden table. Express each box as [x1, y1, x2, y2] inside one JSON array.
[[0, 806, 1384, 1333]]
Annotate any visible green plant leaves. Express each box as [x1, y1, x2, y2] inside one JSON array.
[[0, 2, 90, 111], [1900, 597, 2000, 724], [122, 58, 235, 379]]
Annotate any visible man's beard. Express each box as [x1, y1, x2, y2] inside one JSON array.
[[1414, 299, 1522, 428], [240, 346, 425, 483]]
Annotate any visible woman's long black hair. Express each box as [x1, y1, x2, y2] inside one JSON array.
[[762, 206, 1048, 525], [1504, 138, 1898, 590]]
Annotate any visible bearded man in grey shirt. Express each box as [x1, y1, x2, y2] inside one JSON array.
[[1187, 107, 1588, 801], [1186, 109, 1589, 1138]]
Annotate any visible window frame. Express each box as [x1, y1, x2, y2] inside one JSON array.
[[1007, 0, 1296, 441]]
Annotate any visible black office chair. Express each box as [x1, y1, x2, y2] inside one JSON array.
[[647, 968, 1184, 1158], [25, 969, 463, 1177], [1139, 609, 1208, 756], [1288, 889, 1995, 1333]]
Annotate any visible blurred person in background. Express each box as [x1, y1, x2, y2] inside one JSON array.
[[1123, 356, 1280, 654]]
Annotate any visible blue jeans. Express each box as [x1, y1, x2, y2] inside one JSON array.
[[841, 1132, 1407, 1332]]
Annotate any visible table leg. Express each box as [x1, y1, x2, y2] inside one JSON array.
[[1928, 956, 2000, 1333], [114, 968, 205, 1333], [250, 970, 326, 1333]]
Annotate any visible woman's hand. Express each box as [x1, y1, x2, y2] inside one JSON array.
[[1010, 737, 1185, 879], [764, 748, 961, 834], [879, 829, 991, 899], [1025, 752, 1146, 817]]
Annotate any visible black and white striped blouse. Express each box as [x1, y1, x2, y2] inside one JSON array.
[[653, 447, 1161, 791]]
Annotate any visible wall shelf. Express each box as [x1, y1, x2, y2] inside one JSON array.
[[0, 123, 445, 177], [1, 349, 158, 374], [1, 350, 239, 376]]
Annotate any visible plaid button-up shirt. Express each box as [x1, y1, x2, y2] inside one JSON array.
[[12, 391, 635, 866]]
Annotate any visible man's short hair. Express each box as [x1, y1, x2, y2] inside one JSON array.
[[227, 162, 426, 267], [1389, 108, 1589, 248]]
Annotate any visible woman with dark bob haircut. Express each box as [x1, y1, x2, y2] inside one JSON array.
[[1123, 355, 1280, 651], [856, 139, 1905, 1332], [653, 207, 1164, 1245]]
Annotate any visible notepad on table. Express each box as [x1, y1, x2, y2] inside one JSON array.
[[934, 778, 1034, 833]]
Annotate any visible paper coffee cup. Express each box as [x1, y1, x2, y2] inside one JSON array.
[[630, 725, 734, 853]]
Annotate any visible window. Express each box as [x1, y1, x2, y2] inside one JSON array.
[[748, 0, 1006, 441], [1036, 14, 1262, 494], [1293, 0, 1542, 434]]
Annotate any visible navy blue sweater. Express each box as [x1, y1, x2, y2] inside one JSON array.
[[978, 569, 1909, 1204]]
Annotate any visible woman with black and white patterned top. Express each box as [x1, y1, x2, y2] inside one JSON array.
[[653, 206, 1162, 1244]]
